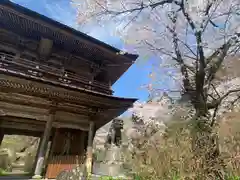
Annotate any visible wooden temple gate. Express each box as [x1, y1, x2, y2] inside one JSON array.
[[0, 0, 138, 179]]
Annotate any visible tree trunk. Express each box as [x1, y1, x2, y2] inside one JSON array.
[[190, 114, 225, 179]]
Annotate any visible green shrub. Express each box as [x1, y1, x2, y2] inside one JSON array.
[[225, 174, 240, 180], [100, 176, 123, 180], [0, 168, 7, 176]]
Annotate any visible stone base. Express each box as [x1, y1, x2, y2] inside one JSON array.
[[92, 162, 124, 177], [90, 174, 131, 180], [32, 175, 42, 179]]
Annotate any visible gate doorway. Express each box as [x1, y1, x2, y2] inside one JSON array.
[[0, 135, 40, 177]]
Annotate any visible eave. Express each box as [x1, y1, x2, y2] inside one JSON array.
[[0, 0, 139, 84]]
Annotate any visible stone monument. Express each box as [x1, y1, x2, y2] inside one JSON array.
[[92, 118, 127, 178]]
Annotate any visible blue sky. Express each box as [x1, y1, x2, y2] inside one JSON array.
[[11, 0, 163, 101]]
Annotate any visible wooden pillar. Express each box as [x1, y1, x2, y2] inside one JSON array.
[[32, 137, 43, 175], [48, 128, 58, 158], [79, 131, 86, 156], [0, 128, 4, 146], [32, 112, 54, 179], [85, 121, 95, 178]]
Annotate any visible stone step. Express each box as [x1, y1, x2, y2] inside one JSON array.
[[12, 163, 25, 168]]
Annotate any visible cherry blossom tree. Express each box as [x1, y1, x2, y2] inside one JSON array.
[[72, 0, 240, 178]]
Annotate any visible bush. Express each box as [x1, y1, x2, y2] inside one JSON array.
[[0, 168, 7, 176], [0, 151, 11, 171], [124, 116, 240, 180]]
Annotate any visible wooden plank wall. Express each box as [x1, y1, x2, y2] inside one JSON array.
[[45, 128, 87, 178], [46, 155, 85, 179]]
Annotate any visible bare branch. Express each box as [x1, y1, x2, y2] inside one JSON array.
[[179, 1, 196, 31], [101, 0, 181, 16], [211, 84, 221, 98], [123, 8, 143, 29], [220, 88, 240, 102], [178, 39, 197, 57], [208, 87, 240, 109], [200, 0, 227, 32], [145, 40, 197, 65], [208, 93, 218, 101], [210, 105, 219, 127]]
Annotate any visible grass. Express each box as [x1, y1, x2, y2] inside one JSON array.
[[99, 176, 125, 180], [0, 168, 7, 176], [0, 169, 31, 177], [123, 113, 240, 180]]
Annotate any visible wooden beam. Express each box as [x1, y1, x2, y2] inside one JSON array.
[[0, 111, 47, 122], [0, 101, 48, 121], [0, 91, 51, 109], [53, 122, 89, 131], [2, 128, 42, 137], [0, 113, 90, 132], [0, 116, 44, 125], [0, 91, 104, 116], [0, 121, 45, 132], [0, 74, 134, 108]]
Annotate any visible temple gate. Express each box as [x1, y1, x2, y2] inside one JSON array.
[[0, 0, 138, 179]]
